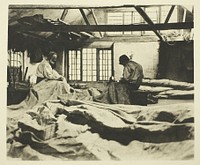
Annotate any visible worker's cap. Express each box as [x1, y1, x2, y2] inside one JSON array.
[[119, 54, 129, 63]]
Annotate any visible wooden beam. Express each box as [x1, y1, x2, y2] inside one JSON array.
[[134, 6, 163, 41], [182, 8, 187, 22], [70, 32, 82, 38], [58, 18, 70, 25], [9, 4, 176, 9], [60, 9, 68, 20], [10, 22, 193, 32], [58, 18, 93, 38], [164, 5, 175, 23], [58, 18, 80, 37], [80, 32, 94, 37], [90, 9, 103, 37], [79, 9, 90, 25], [9, 4, 137, 9], [59, 9, 94, 37]]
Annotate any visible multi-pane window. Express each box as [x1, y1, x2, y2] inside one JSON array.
[[7, 50, 23, 83], [68, 50, 81, 81], [143, 7, 159, 35], [99, 49, 112, 81], [68, 48, 113, 82], [160, 6, 178, 23], [107, 11, 142, 35], [8, 49, 23, 67], [82, 48, 97, 81], [106, 6, 178, 36]]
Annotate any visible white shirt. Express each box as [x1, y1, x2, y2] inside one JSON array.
[[36, 59, 61, 80]]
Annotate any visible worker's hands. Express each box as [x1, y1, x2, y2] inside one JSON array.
[[119, 78, 127, 83]]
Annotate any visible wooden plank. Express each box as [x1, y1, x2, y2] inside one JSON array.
[[58, 19, 93, 38], [58, 19, 81, 37], [90, 9, 103, 37], [164, 5, 175, 23], [80, 32, 94, 37], [134, 6, 163, 41], [79, 9, 90, 25], [9, 4, 137, 9], [60, 9, 68, 20], [10, 22, 193, 32], [9, 4, 176, 9]]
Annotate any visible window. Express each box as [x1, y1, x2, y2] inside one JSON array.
[[7, 49, 24, 83], [8, 49, 23, 67], [67, 48, 113, 82], [143, 7, 160, 35], [160, 6, 178, 23], [106, 6, 178, 36], [98, 49, 113, 81], [82, 48, 97, 81], [107, 11, 142, 36], [68, 50, 81, 81]]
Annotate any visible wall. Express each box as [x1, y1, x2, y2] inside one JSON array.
[[158, 41, 194, 82], [85, 9, 160, 80], [113, 42, 159, 80]]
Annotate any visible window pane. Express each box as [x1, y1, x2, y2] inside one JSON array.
[[68, 48, 113, 82], [68, 50, 81, 81], [99, 49, 112, 81], [107, 12, 123, 25], [107, 8, 164, 36], [8, 50, 23, 83], [82, 48, 97, 81], [124, 13, 132, 24]]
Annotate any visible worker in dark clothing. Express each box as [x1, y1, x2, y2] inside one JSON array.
[[94, 54, 144, 105], [119, 54, 144, 90]]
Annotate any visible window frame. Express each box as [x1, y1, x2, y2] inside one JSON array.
[[97, 48, 114, 81], [66, 49, 82, 81], [106, 9, 145, 36], [67, 47, 114, 82], [82, 48, 97, 82], [7, 49, 26, 84], [105, 6, 178, 37]]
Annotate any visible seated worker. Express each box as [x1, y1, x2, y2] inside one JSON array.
[[36, 51, 64, 83], [119, 54, 144, 90], [94, 54, 144, 105]]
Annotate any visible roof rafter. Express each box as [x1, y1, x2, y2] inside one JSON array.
[[164, 5, 175, 23], [10, 4, 188, 10], [90, 9, 103, 37], [59, 9, 83, 39], [9, 4, 137, 9], [60, 9, 68, 21], [134, 6, 163, 41], [58, 18, 94, 38], [10, 22, 193, 32], [79, 9, 90, 25], [58, 19, 81, 37]]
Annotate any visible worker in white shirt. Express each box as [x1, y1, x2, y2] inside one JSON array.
[[36, 51, 64, 83]]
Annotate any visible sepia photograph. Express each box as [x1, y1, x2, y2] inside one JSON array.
[[3, 0, 197, 161]]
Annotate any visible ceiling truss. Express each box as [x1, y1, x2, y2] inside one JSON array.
[[9, 4, 194, 42]]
